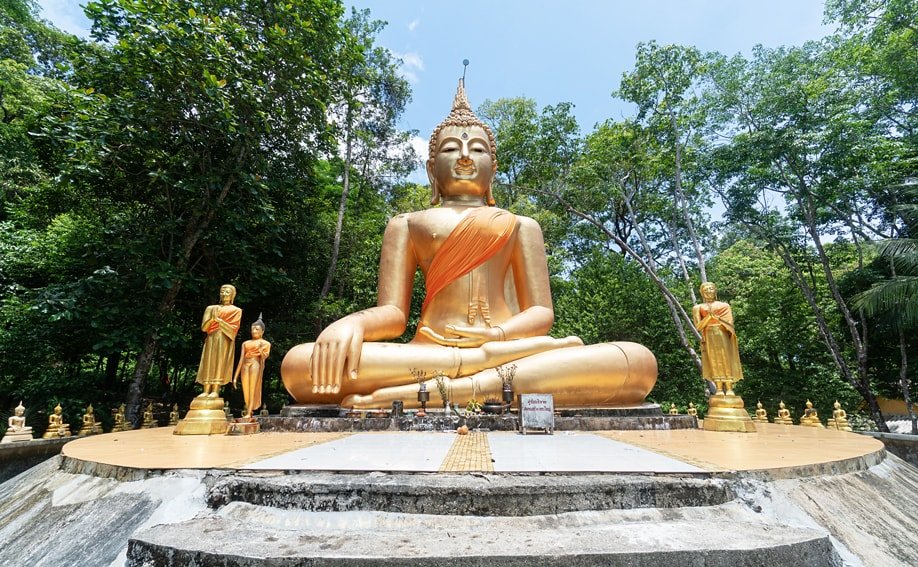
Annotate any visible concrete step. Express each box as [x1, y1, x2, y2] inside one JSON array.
[[127, 502, 837, 566], [207, 472, 734, 516]]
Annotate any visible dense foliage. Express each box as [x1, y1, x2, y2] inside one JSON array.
[[0, 0, 914, 434]]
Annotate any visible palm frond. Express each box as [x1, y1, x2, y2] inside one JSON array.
[[852, 276, 918, 328]]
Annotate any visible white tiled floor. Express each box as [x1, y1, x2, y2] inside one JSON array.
[[487, 432, 703, 473], [242, 430, 702, 473], [244, 432, 454, 471]]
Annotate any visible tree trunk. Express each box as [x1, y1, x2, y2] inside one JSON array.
[[125, 169, 240, 425], [670, 114, 706, 282], [898, 324, 916, 435], [317, 104, 354, 325]]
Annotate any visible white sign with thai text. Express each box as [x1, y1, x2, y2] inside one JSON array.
[[520, 394, 554, 434]]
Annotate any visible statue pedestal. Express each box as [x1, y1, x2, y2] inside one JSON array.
[[174, 396, 229, 435], [703, 393, 756, 433], [227, 417, 259, 436], [1, 430, 34, 443]]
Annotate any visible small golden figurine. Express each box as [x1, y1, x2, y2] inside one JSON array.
[[827, 400, 852, 431], [752, 401, 769, 423], [168, 404, 179, 426], [2, 402, 34, 443], [112, 404, 130, 432], [141, 402, 158, 429], [233, 315, 271, 418], [774, 401, 793, 425], [77, 404, 102, 436], [687, 402, 698, 417], [693, 282, 755, 432], [259, 407, 269, 417], [668, 403, 679, 415], [800, 400, 824, 428], [174, 284, 241, 435], [43, 404, 71, 438]]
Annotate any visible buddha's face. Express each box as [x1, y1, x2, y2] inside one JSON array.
[[700, 283, 717, 302], [15, 407, 23, 416], [428, 125, 495, 200], [220, 285, 234, 305], [251, 324, 264, 339]]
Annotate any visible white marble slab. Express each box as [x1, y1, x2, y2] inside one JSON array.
[[243, 432, 453, 472], [487, 432, 704, 473]]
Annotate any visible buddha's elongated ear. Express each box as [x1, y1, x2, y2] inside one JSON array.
[[486, 161, 498, 206], [427, 159, 440, 205]]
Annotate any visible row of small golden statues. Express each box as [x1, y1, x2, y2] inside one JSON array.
[[2, 399, 273, 443], [666, 400, 852, 431]]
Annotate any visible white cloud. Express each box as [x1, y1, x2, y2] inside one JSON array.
[[410, 135, 429, 163], [390, 50, 425, 84], [407, 19, 419, 32]]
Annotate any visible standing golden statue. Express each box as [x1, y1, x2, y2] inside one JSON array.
[[2, 402, 33, 443], [692, 282, 754, 432], [175, 284, 241, 435], [234, 314, 271, 418], [197, 284, 242, 397], [281, 78, 657, 409]]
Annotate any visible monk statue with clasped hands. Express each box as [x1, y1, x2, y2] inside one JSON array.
[[281, 80, 658, 409]]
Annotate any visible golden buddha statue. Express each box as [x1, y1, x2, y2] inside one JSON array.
[[774, 401, 793, 425], [233, 315, 271, 418], [42, 404, 71, 438], [692, 282, 754, 432], [2, 402, 34, 443], [259, 407, 269, 417], [141, 402, 157, 428], [197, 284, 242, 397], [752, 401, 769, 423], [77, 404, 102, 436], [692, 282, 743, 395], [827, 400, 852, 431], [687, 402, 697, 417], [224, 400, 232, 420], [668, 403, 679, 415], [168, 404, 179, 426], [113, 403, 129, 431], [800, 400, 823, 427], [281, 79, 658, 409]]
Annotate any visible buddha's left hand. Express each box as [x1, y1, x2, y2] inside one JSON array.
[[419, 325, 500, 347]]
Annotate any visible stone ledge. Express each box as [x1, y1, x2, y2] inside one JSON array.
[[859, 431, 918, 467], [206, 472, 733, 515], [258, 414, 697, 433], [126, 511, 836, 567], [0, 436, 71, 483]]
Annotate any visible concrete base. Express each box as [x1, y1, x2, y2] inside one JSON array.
[[227, 418, 259, 436], [174, 396, 229, 435]]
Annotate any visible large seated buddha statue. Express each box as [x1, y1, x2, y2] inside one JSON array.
[[281, 80, 658, 409]]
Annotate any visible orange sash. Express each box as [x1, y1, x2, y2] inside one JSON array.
[[422, 208, 517, 313]]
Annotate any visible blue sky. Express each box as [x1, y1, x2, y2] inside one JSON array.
[[37, 0, 833, 158]]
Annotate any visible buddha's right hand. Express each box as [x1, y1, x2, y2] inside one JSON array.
[[310, 319, 364, 394]]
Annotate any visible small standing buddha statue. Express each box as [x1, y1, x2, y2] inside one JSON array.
[[752, 401, 769, 423], [2, 402, 34, 443], [113, 404, 129, 432], [141, 402, 157, 429], [800, 400, 824, 428], [43, 404, 71, 438], [668, 403, 679, 415], [168, 404, 180, 426], [78, 404, 102, 436], [224, 400, 232, 420], [687, 403, 698, 417], [774, 401, 793, 425], [827, 400, 852, 431]]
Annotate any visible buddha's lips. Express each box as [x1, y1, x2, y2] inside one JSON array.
[[454, 164, 476, 176]]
